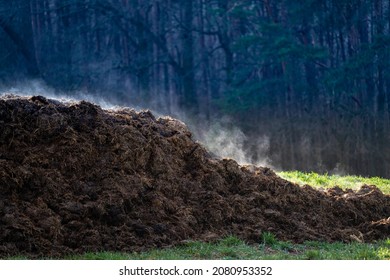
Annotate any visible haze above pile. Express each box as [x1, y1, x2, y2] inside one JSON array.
[[1, 80, 272, 169]]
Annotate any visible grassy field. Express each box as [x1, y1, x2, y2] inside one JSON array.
[[9, 171, 390, 260], [67, 235, 390, 260], [278, 171, 390, 195]]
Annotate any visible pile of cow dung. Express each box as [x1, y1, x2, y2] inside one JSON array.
[[0, 95, 389, 258]]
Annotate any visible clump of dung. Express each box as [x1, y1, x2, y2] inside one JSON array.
[[0, 95, 389, 258]]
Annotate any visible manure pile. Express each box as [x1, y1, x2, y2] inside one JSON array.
[[0, 95, 389, 258]]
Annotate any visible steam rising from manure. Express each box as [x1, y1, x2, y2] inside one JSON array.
[[1, 80, 272, 168]]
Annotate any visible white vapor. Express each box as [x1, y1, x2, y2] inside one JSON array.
[[197, 118, 272, 168], [0, 79, 134, 111], [1, 80, 272, 168]]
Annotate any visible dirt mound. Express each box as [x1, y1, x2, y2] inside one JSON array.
[[0, 95, 389, 258]]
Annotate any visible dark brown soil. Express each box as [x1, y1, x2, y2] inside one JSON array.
[[0, 95, 389, 258]]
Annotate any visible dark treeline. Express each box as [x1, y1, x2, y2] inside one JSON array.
[[1, 0, 390, 177]]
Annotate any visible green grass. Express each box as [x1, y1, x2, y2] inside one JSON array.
[[66, 234, 390, 260], [278, 171, 390, 195], [10, 235, 390, 260]]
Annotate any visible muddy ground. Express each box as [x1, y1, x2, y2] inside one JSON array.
[[0, 95, 389, 258]]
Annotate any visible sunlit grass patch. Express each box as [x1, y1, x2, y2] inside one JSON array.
[[278, 171, 390, 194]]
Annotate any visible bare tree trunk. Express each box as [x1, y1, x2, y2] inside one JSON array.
[[180, 1, 197, 110], [0, 5, 40, 77]]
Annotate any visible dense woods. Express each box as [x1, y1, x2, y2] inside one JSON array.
[[1, 0, 390, 177]]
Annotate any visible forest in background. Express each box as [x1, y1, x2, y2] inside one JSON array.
[[0, 0, 390, 177]]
